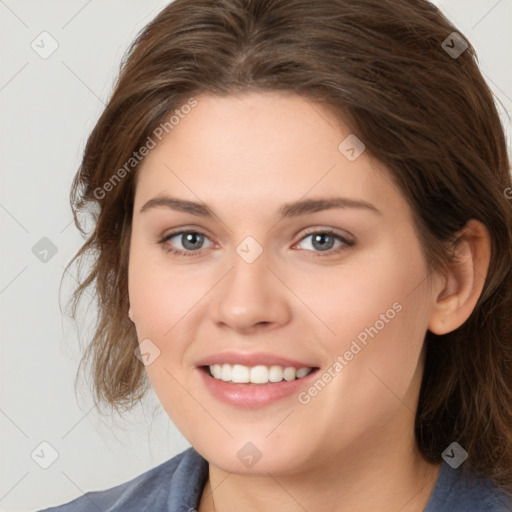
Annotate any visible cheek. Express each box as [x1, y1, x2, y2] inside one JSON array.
[[128, 247, 199, 422], [302, 247, 426, 350], [128, 243, 205, 336], [308, 244, 429, 395]]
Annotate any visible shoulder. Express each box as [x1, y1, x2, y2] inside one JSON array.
[[35, 446, 209, 512], [425, 462, 512, 512]]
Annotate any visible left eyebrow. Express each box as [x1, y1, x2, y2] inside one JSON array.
[[139, 195, 382, 218], [279, 197, 382, 217]]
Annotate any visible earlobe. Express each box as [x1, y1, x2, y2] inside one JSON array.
[[128, 307, 134, 322], [428, 219, 491, 335]]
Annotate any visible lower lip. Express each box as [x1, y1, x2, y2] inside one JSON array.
[[196, 367, 320, 409]]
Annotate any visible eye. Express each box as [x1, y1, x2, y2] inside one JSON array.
[[158, 230, 213, 256], [158, 228, 354, 258], [294, 229, 354, 256]]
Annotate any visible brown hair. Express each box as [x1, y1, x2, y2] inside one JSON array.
[[64, 0, 512, 492]]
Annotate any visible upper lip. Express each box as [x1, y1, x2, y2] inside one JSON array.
[[195, 351, 318, 369]]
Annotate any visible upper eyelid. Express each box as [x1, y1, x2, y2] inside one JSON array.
[[160, 228, 214, 244]]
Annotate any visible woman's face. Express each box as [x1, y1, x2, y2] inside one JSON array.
[[128, 92, 438, 475]]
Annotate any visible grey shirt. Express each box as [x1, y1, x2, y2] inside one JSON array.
[[36, 447, 512, 511]]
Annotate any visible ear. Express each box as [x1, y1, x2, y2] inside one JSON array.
[[428, 219, 491, 335], [128, 306, 134, 322]]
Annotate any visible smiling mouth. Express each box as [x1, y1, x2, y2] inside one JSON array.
[[201, 364, 320, 385]]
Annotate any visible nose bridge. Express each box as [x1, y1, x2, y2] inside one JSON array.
[[213, 239, 290, 331]]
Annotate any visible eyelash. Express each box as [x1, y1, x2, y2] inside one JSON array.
[[158, 228, 355, 258]]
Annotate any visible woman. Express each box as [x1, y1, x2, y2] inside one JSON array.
[[39, 0, 512, 510]]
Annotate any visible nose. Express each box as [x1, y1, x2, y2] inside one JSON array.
[[211, 248, 291, 335]]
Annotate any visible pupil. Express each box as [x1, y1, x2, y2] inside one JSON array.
[[313, 233, 333, 251], [183, 232, 203, 250]]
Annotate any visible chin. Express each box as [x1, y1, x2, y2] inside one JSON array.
[[195, 437, 313, 476]]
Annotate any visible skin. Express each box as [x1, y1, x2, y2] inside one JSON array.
[[127, 91, 491, 512]]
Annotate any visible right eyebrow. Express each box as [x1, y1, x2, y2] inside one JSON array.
[[140, 196, 214, 217]]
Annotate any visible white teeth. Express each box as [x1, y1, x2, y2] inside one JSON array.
[[208, 364, 313, 384], [231, 364, 250, 383], [220, 364, 232, 382], [211, 364, 222, 379], [296, 367, 311, 378], [268, 365, 283, 382], [283, 367, 296, 381], [250, 365, 269, 384]]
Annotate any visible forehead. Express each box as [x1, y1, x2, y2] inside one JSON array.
[[133, 92, 404, 219]]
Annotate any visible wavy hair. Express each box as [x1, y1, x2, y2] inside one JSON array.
[[63, 0, 512, 492]]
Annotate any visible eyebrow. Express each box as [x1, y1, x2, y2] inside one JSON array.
[[139, 195, 381, 218]]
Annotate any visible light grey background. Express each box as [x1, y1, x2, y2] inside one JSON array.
[[1, 1, 511, 511]]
